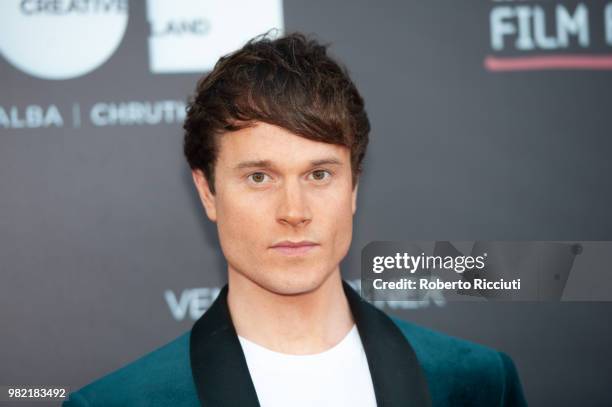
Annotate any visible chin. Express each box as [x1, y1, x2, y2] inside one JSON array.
[[255, 265, 333, 296]]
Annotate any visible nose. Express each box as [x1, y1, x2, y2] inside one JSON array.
[[276, 179, 312, 227]]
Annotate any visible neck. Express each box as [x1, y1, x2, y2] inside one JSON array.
[[226, 269, 354, 355]]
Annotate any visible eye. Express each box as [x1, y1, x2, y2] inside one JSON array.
[[309, 169, 331, 182], [247, 172, 270, 184]]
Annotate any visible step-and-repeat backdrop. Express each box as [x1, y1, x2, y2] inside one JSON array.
[[2, 1, 612, 405]]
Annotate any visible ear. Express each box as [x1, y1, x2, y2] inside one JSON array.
[[192, 169, 217, 222], [351, 182, 359, 215]]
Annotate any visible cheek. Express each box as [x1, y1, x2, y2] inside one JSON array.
[[215, 192, 271, 259], [317, 189, 355, 255]]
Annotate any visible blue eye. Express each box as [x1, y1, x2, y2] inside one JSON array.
[[248, 172, 270, 184], [310, 170, 331, 181]]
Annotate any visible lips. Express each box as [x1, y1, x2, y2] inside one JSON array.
[[270, 240, 319, 255]]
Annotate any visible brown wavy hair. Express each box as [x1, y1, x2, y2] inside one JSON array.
[[183, 32, 370, 193]]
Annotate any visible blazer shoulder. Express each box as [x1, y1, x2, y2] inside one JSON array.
[[63, 332, 199, 407], [391, 317, 527, 406]]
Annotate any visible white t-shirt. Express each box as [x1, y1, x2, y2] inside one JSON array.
[[238, 325, 378, 407]]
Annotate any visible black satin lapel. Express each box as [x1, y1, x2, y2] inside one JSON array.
[[343, 281, 432, 407], [190, 282, 431, 407], [189, 285, 260, 407]]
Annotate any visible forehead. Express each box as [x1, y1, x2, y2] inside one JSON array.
[[216, 122, 350, 167]]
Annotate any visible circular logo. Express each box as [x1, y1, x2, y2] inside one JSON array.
[[0, 0, 129, 80]]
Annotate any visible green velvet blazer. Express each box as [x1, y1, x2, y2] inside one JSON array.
[[64, 282, 527, 406]]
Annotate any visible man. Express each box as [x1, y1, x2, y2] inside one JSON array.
[[64, 33, 527, 406]]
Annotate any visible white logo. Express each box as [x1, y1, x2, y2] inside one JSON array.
[[147, 0, 284, 74], [164, 281, 440, 322], [0, 0, 128, 80], [165, 287, 222, 321]]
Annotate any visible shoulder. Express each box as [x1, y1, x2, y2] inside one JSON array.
[[391, 317, 527, 406], [63, 332, 199, 407], [391, 317, 502, 376]]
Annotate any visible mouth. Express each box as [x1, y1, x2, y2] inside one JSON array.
[[269, 240, 320, 256]]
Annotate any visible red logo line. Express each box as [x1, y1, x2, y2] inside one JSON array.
[[484, 54, 612, 71]]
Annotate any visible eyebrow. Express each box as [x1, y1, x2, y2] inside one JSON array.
[[234, 157, 343, 170]]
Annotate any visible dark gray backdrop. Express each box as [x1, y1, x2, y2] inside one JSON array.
[[1, 1, 611, 406]]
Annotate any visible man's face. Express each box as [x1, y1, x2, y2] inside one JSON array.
[[192, 122, 358, 295]]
